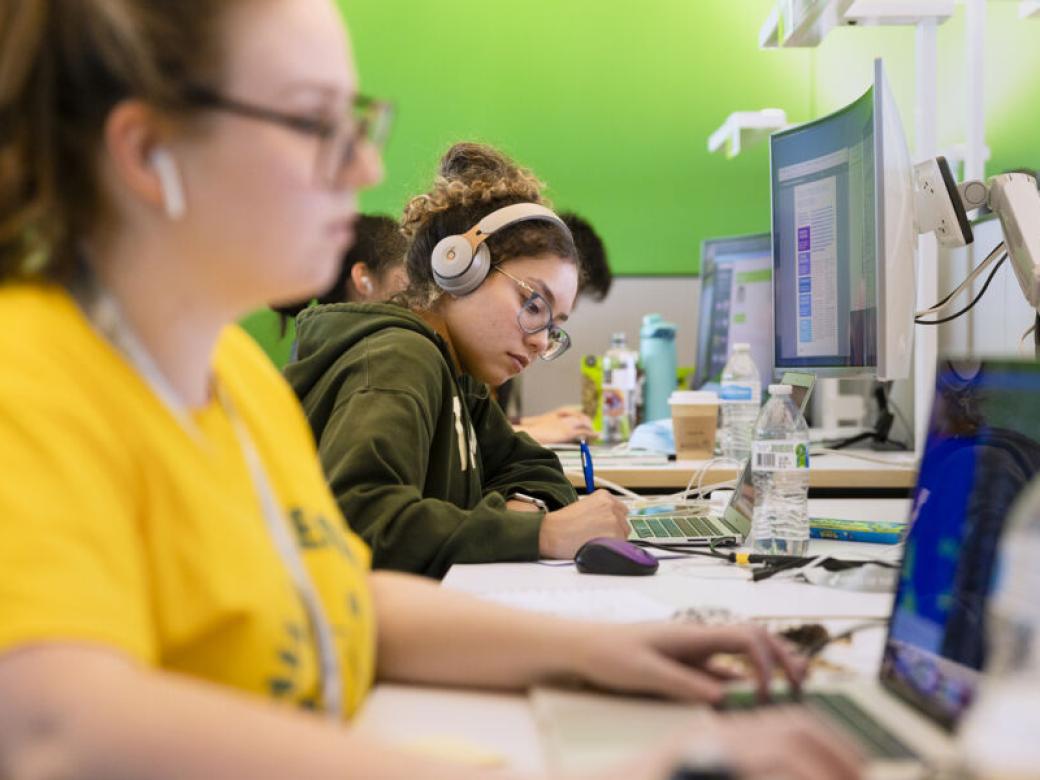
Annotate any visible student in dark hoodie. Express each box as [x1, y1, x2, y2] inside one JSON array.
[[286, 143, 630, 578], [0, 3, 862, 778]]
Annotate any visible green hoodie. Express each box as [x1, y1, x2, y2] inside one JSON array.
[[285, 302, 577, 578]]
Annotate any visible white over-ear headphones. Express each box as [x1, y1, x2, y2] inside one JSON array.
[[148, 147, 186, 221], [430, 202, 571, 295]]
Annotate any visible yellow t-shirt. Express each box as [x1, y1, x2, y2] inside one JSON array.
[[0, 283, 375, 717]]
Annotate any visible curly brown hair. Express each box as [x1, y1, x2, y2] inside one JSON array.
[[396, 142, 577, 309]]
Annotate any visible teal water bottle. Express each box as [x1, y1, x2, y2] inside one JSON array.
[[639, 313, 678, 422]]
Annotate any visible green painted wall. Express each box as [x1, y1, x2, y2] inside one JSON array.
[[340, 0, 811, 276], [242, 1, 1040, 363]]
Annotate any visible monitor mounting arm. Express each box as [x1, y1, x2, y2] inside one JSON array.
[[957, 171, 1040, 310], [913, 161, 1040, 355]]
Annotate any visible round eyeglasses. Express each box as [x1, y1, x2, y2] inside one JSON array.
[[494, 268, 571, 361]]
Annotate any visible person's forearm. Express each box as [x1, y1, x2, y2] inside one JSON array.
[[372, 571, 590, 690], [0, 645, 532, 780]]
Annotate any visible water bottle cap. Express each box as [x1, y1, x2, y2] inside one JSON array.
[[733, 342, 751, 351], [768, 384, 792, 395], [641, 313, 677, 338]]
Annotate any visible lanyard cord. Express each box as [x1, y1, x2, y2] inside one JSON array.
[[72, 270, 343, 719], [224, 392, 343, 719]]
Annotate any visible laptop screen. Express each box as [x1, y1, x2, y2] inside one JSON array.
[[880, 360, 1040, 731], [696, 235, 773, 390]]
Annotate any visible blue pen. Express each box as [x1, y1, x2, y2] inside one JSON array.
[[579, 438, 596, 494]]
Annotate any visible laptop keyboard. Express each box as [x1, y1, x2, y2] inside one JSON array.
[[630, 514, 717, 539], [629, 512, 741, 540], [723, 690, 918, 761]]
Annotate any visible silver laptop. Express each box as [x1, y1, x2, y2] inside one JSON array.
[[626, 371, 815, 546], [550, 360, 1040, 777]]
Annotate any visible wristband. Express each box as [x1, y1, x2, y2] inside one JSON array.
[[507, 492, 548, 512]]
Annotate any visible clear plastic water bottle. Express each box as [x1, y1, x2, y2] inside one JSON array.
[[750, 384, 810, 556], [719, 343, 761, 462], [600, 332, 638, 443]]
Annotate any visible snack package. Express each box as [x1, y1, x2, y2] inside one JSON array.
[[580, 354, 603, 436]]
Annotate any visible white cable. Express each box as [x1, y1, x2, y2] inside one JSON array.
[[671, 479, 738, 501], [685, 460, 705, 497], [682, 456, 741, 498], [696, 461, 740, 499], [916, 241, 1003, 316], [567, 454, 742, 506], [914, 241, 1005, 318], [563, 470, 642, 499]]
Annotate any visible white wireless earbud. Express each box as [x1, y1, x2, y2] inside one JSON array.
[[360, 276, 374, 295], [148, 147, 186, 221]]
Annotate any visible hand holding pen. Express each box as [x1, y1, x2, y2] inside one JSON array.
[[534, 438, 629, 558]]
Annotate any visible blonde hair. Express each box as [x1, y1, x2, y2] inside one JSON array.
[[0, 0, 243, 282], [397, 142, 575, 308]]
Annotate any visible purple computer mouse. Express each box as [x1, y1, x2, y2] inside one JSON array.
[[574, 537, 659, 576]]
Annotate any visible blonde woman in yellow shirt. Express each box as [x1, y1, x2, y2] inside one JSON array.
[[0, 2, 861, 779]]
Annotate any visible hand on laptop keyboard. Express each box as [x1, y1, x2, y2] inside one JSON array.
[[572, 622, 808, 705]]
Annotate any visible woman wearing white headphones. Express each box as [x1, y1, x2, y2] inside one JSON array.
[[286, 143, 632, 578], [0, 2, 859, 778]]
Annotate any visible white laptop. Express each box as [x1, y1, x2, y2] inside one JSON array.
[[626, 371, 815, 546], [545, 359, 1040, 778]]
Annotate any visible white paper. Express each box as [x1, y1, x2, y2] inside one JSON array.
[[475, 588, 676, 624]]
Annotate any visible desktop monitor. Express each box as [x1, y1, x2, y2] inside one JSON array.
[[770, 58, 915, 380], [694, 233, 773, 389]]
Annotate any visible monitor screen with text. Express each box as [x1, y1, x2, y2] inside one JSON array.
[[770, 85, 877, 375]]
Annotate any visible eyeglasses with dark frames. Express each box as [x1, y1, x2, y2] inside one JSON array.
[[184, 85, 393, 188], [494, 267, 571, 361]]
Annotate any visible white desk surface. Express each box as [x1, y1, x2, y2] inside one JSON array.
[[556, 449, 918, 491], [444, 499, 907, 620], [354, 498, 911, 773], [353, 684, 545, 772]]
